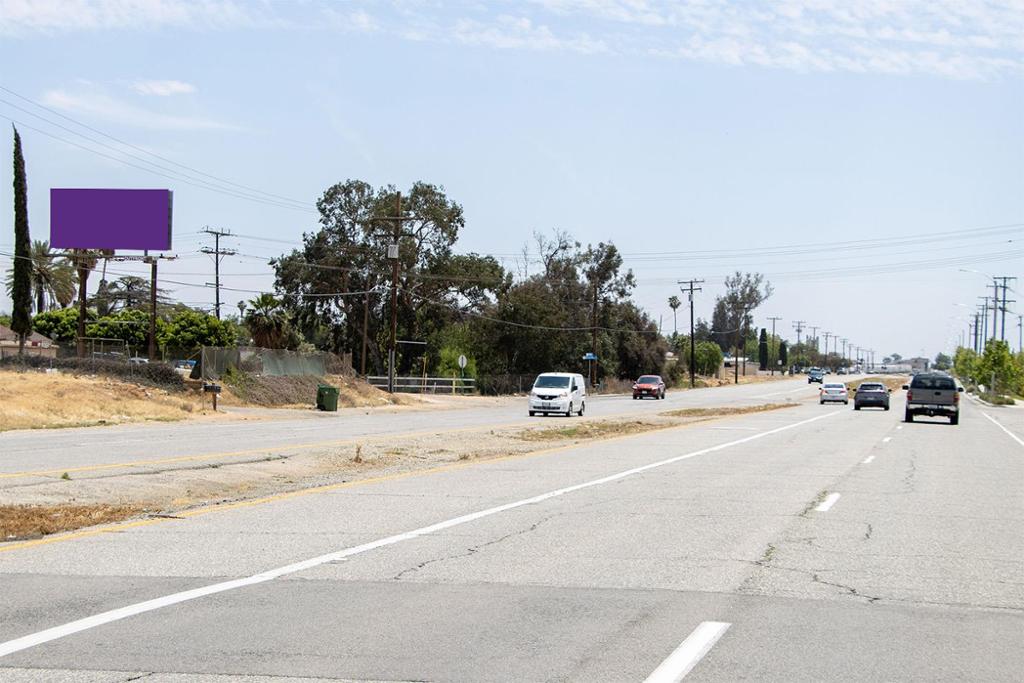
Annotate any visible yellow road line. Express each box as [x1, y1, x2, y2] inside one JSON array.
[[0, 414, 747, 554]]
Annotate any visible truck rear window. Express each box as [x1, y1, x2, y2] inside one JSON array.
[[911, 376, 955, 390]]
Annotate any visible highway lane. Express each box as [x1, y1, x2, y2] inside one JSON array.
[[0, 375, 826, 482], [1, 388, 1020, 680]]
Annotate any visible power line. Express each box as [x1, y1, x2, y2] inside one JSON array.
[[0, 84, 313, 210]]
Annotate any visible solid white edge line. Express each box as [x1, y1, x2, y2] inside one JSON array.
[[815, 492, 841, 512], [0, 410, 840, 659], [861, 455, 875, 464], [981, 412, 1024, 448], [644, 621, 731, 682]]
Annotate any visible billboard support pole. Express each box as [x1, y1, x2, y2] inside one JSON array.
[[148, 255, 158, 361]]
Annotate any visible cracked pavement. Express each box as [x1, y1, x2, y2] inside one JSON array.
[[1, 387, 1022, 681]]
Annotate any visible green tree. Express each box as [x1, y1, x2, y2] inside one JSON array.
[[710, 272, 772, 353], [779, 340, 789, 368], [87, 309, 152, 353], [244, 293, 290, 349], [6, 240, 75, 314], [32, 307, 82, 344], [976, 340, 1021, 395], [93, 275, 168, 313], [10, 126, 32, 352], [158, 309, 235, 353], [758, 328, 768, 370], [667, 295, 681, 338], [953, 346, 978, 381], [274, 179, 505, 373], [694, 341, 724, 376], [933, 352, 953, 371]]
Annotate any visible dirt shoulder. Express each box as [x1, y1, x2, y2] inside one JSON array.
[[0, 370, 211, 432], [0, 401, 800, 543]]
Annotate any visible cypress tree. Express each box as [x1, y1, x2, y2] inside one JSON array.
[[10, 125, 32, 353], [758, 327, 768, 370]]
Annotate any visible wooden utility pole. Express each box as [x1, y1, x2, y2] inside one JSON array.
[[361, 282, 370, 376], [200, 227, 237, 320], [677, 279, 703, 388], [389, 193, 401, 393], [591, 282, 598, 388], [767, 316, 782, 375]]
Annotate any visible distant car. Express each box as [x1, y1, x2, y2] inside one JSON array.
[[173, 359, 196, 377], [836, 368, 847, 375], [854, 382, 890, 410], [820, 382, 848, 404], [808, 368, 824, 384], [633, 375, 666, 400], [904, 373, 962, 424], [128, 357, 149, 365], [529, 372, 586, 417]]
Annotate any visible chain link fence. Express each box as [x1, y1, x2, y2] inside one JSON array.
[[197, 346, 353, 381]]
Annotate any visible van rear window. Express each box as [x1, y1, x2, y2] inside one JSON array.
[[911, 376, 955, 390]]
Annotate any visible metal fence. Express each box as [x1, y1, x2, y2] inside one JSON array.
[[366, 375, 477, 394], [198, 346, 352, 381]]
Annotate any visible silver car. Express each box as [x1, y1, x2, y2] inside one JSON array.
[[819, 382, 849, 404]]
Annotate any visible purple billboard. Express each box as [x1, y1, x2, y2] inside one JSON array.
[[50, 189, 173, 251]]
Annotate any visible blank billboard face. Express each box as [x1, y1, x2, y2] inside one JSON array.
[[50, 189, 173, 251]]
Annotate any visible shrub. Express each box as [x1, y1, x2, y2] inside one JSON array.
[[0, 355, 185, 390]]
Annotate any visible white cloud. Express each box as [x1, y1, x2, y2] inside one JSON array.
[[453, 15, 608, 54], [42, 88, 236, 131], [0, 0, 266, 35], [3, 1, 1021, 80], [132, 79, 196, 96]]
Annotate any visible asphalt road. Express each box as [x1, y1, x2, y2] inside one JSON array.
[[0, 375, 821, 484], [1, 389, 1022, 681]]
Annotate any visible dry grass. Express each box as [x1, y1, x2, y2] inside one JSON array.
[[1, 503, 142, 541], [0, 370, 205, 432], [660, 402, 798, 418], [218, 372, 416, 408], [514, 419, 664, 442]]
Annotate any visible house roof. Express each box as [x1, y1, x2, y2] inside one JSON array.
[[0, 323, 55, 345]]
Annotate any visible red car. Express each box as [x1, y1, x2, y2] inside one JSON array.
[[633, 375, 666, 399]]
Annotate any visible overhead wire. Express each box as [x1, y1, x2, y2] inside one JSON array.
[[0, 84, 314, 211]]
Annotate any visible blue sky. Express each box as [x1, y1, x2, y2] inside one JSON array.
[[1, 0, 1022, 358]]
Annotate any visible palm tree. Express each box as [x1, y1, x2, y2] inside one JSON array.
[[668, 295, 681, 338], [244, 293, 289, 348], [4, 240, 75, 313]]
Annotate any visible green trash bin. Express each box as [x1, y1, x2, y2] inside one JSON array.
[[316, 384, 339, 412]]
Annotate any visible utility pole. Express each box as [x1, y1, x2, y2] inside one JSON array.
[[792, 320, 805, 348], [388, 194, 402, 393], [1017, 314, 1023, 353], [978, 297, 989, 352], [201, 227, 237, 320], [809, 326, 820, 353], [993, 276, 1017, 340], [361, 275, 371, 376], [823, 331, 832, 366], [991, 279, 1001, 340], [591, 281, 599, 388], [767, 316, 782, 375], [678, 279, 703, 388]]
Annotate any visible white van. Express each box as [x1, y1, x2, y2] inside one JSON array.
[[528, 372, 586, 417]]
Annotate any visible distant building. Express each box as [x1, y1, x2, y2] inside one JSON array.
[[0, 324, 58, 359], [907, 357, 930, 372]]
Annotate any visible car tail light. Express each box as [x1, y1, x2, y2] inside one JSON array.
[[907, 390, 913, 401], [953, 391, 960, 404]]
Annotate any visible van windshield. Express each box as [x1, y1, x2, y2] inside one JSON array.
[[534, 376, 571, 389]]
